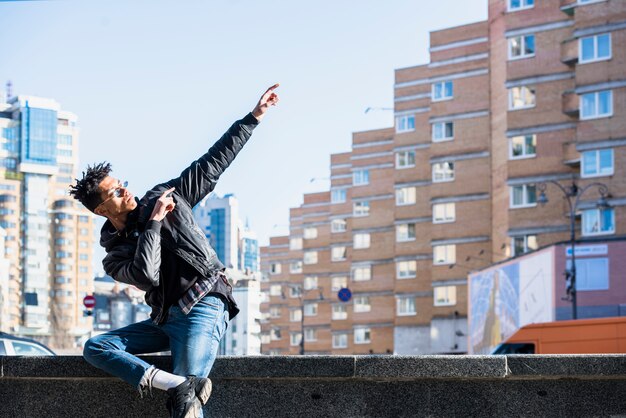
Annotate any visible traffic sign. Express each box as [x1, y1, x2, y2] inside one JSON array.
[[337, 287, 352, 302], [83, 295, 96, 309]]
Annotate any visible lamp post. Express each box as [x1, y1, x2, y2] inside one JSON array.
[[299, 287, 324, 355], [537, 180, 610, 319]]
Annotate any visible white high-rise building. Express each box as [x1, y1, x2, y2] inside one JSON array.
[[0, 227, 10, 331], [221, 270, 262, 356], [0, 94, 96, 348]]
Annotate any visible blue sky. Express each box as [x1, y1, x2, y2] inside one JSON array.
[[0, 0, 487, 271]]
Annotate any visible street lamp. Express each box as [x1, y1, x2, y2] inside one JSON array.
[[537, 180, 610, 319], [298, 287, 324, 355]]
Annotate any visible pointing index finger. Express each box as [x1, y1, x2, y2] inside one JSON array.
[[264, 83, 280, 95]]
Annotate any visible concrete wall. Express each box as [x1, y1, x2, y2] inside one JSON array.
[[2, 355, 626, 417]]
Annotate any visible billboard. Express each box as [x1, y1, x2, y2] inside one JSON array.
[[468, 249, 554, 354]]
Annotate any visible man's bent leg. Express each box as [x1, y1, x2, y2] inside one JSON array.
[[163, 295, 229, 417], [83, 319, 170, 391], [165, 295, 229, 378]]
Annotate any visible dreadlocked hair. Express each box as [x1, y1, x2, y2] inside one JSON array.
[[68, 162, 112, 212]]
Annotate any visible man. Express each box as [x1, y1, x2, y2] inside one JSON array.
[[69, 84, 279, 418]]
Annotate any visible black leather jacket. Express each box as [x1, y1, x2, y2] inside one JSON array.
[[99, 113, 259, 323]]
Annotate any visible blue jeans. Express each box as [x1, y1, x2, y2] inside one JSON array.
[[83, 294, 229, 398]]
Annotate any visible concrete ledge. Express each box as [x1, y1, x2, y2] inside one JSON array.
[[2, 355, 626, 417]]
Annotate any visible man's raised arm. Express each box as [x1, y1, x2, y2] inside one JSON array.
[[169, 84, 279, 207]]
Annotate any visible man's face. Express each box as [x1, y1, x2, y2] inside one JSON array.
[[94, 176, 137, 218]]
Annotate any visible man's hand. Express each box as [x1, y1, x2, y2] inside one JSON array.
[[251, 84, 280, 122], [150, 187, 176, 222]]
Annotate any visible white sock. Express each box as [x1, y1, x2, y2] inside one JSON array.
[[147, 366, 186, 391]]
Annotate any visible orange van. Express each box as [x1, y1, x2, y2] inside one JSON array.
[[491, 316, 626, 354]]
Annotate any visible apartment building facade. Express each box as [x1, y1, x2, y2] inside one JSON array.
[[261, 0, 626, 355], [0, 95, 96, 348]]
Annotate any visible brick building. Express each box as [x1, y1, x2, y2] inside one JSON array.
[[261, 0, 626, 355]]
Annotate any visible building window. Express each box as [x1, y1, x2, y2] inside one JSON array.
[[354, 328, 371, 344], [57, 149, 73, 157], [303, 251, 318, 265], [509, 86, 536, 110], [396, 223, 416, 242], [396, 151, 416, 169], [332, 333, 348, 349], [352, 266, 372, 282], [397, 296, 416, 316], [290, 237, 303, 250], [353, 296, 371, 313], [432, 81, 453, 101], [304, 329, 317, 342], [261, 333, 271, 345], [290, 309, 302, 322], [582, 208, 615, 236], [580, 33, 611, 63], [290, 333, 301, 346], [331, 188, 347, 204], [270, 263, 282, 275], [508, 0, 534, 11], [508, 34, 535, 59], [270, 307, 282, 318], [289, 286, 302, 298], [303, 302, 318, 316], [396, 115, 415, 133], [303, 227, 318, 239], [432, 162, 455, 183], [331, 246, 347, 261], [332, 304, 348, 320], [512, 235, 538, 256], [331, 276, 348, 291], [304, 276, 318, 290], [582, 149, 613, 178], [566, 258, 609, 290], [353, 201, 370, 217], [396, 260, 417, 279], [353, 233, 371, 249], [580, 90, 613, 120], [433, 245, 456, 265], [260, 291, 270, 303], [510, 184, 537, 208], [432, 122, 454, 142], [331, 218, 347, 233], [270, 328, 282, 341], [396, 187, 416, 206], [353, 169, 370, 186], [434, 286, 457, 306], [433, 203, 455, 224], [269, 285, 282, 296], [290, 261, 303, 274], [510, 134, 537, 159]]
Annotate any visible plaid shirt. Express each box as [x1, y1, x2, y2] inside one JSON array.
[[178, 270, 225, 315]]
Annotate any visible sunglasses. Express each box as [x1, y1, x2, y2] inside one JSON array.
[[97, 180, 128, 209]]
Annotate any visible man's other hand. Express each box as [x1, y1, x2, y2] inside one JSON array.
[[251, 84, 280, 122], [150, 187, 176, 222]]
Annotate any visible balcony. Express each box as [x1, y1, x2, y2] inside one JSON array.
[[560, 0, 577, 15], [562, 142, 581, 167], [562, 91, 579, 117], [561, 39, 578, 66]]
